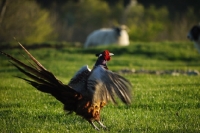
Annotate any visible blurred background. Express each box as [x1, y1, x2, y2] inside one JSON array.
[[0, 0, 199, 45]]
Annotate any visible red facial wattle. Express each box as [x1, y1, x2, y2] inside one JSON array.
[[103, 50, 111, 61]]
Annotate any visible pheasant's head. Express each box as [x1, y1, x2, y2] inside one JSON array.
[[94, 50, 114, 69], [95, 50, 114, 61]]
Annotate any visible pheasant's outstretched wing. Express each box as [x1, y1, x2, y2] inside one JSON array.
[[0, 43, 82, 112], [68, 65, 91, 94], [87, 65, 132, 104]]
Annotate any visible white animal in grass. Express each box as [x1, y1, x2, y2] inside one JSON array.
[[187, 24, 200, 53], [84, 25, 129, 48]]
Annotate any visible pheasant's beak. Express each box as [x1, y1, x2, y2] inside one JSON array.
[[109, 53, 114, 56]]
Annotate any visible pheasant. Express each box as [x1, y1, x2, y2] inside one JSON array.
[[1, 43, 132, 130]]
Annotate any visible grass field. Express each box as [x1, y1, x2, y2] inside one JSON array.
[[0, 42, 200, 132]]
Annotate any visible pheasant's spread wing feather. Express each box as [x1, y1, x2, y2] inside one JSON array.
[[68, 65, 91, 94], [87, 65, 132, 104]]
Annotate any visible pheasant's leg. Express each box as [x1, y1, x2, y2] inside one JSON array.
[[97, 121, 107, 129], [89, 121, 100, 131]]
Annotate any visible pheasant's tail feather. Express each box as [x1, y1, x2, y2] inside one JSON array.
[[0, 44, 83, 112], [1, 49, 60, 88]]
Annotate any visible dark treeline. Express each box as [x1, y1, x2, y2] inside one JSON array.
[[138, 0, 200, 18], [35, 0, 200, 18], [0, 0, 199, 44]]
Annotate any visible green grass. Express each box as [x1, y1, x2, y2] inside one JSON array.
[[0, 42, 200, 132]]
